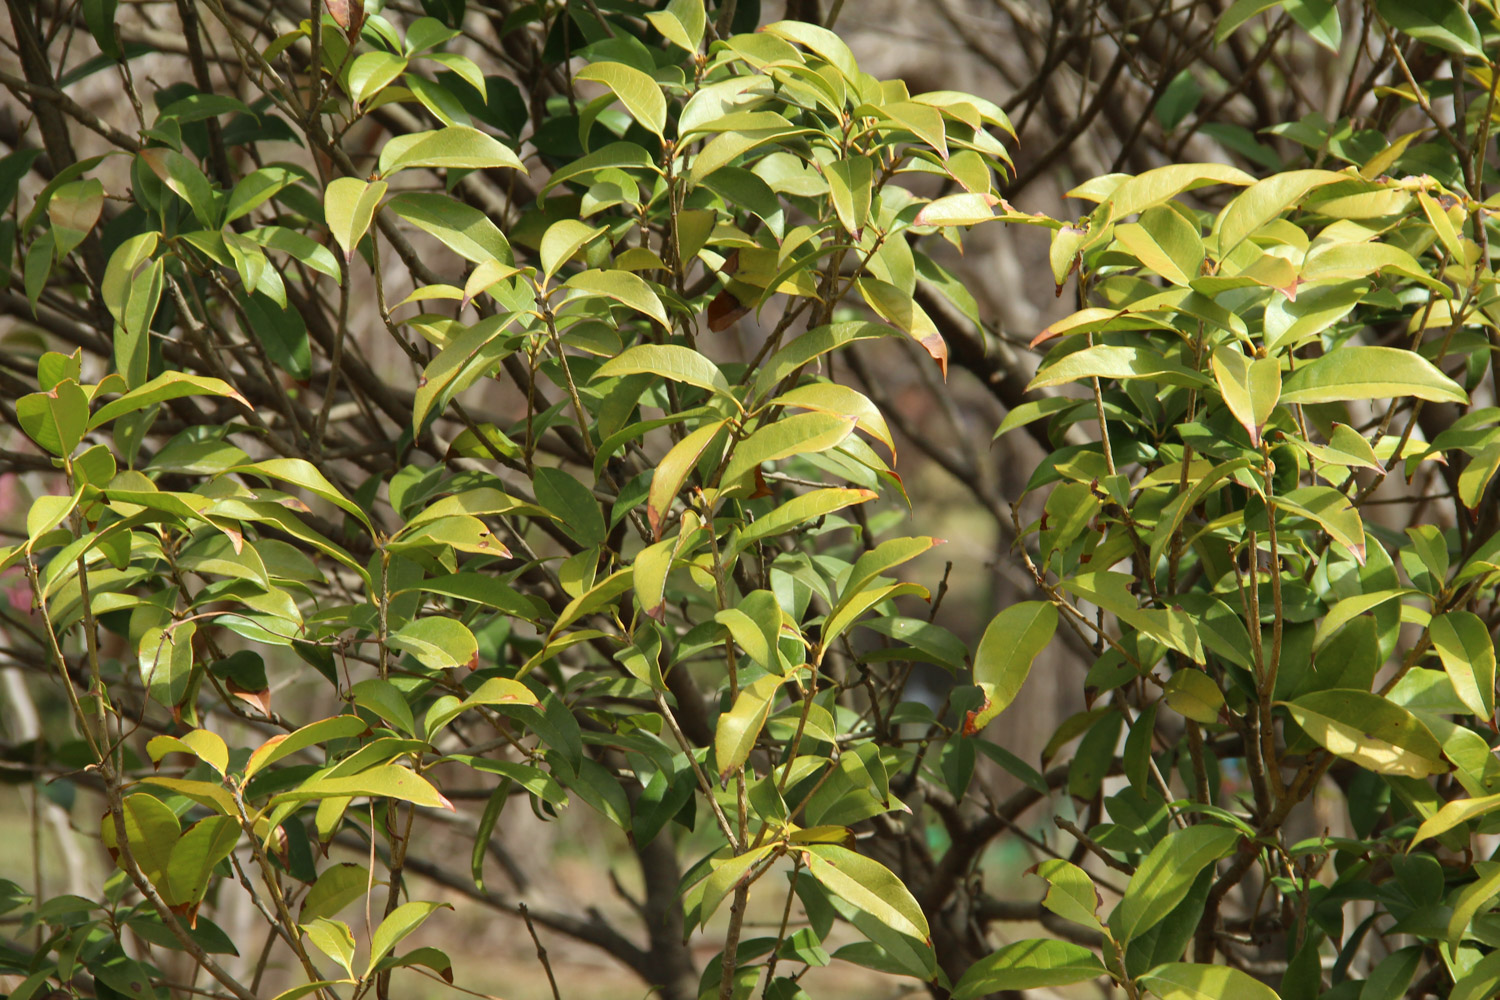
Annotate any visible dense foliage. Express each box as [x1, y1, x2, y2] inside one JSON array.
[[4, 1, 1500, 999]]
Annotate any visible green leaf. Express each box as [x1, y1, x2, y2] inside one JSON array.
[[229, 458, 371, 531], [384, 192, 513, 264], [1285, 0, 1341, 50], [994, 397, 1079, 440], [266, 982, 347, 1000], [164, 816, 239, 905], [965, 602, 1057, 733], [462, 259, 522, 307], [425, 677, 538, 736], [303, 918, 357, 977], [751, 321, 895, 401], [913, 192, 1002, 227], [24, 230, 54, 315], [874, 102, 947, 158], [139, 621, 198, 708], [1430, 611, 1495, 720], [239, 290, 311, 379], [1060, 572, 1204, 663], [1109, 824, 1241, 944], [102, 231, 157, 327], [539, 141, 659, 196], [16, 380, 88, 457], [1459, 440, 1500, 510], [1302, 241, 1447, 292], [1449, 861, 1500, 947], [273, 765, 453, 812], [804, 845, 929, 943], [825, 155, 873, 236], [647, 419, 726, 537], [687, 121, 816, 187], [716, 590, 783, 672], [539, 219, 606, 280], [157, 92, 252, 125], [373, 946, 453, 982], [1312, 589, 1411, 651], [246, 225, 341, 279], [83, 0, 120, 57], [405, 16, 461, 53], [1284, 690, 1446, 778], [770, 382, 894, 457], [761, 20, 859, 81], [1211, 347, 1279, 446], [1410, 791, 1500, 849], [1280, 345, 1466, 405], [389, 617, 478, 672], [147, 729, 229, 775], [1376, 0, 1483, 55], [1029, 345, 1212, 391], [719, 412, 857, 491], [411, 313, 518, 430], [1453, 951, 1500, 1000], [1154, 69, 1204, 128], [414, 572, 546, 621], [1140, 963, 1282, 1000], [1359, 947, 1422, 1000], [351, 678, 417, 735], [593, 344, 729, 395], [856, 277, 948, 375], [1216, 0, 1279, 41], [563, 269, 668, 327], [557, 755, 632, 830], [379, 126, 525, 176], [645, 0, 705, 51], [107, 793, 181, 885], [1116, 205, 1204, 286], [1093, 163, 1254, 224], [115, 255, 164, 389], [574, 63, 666, 138], [534, 467, 606, 547], [225, 166, 302, 224], [1276, 485, 1365, 565], [324, 177, 386, 264], [1212, 169, 1347, 256], [1028, 860, 1103, 931], [246, 716, 370, 779], [47, 179, 104, 258], [715, 673, 783, 779], [822, 582, 928, 649], [470, 781, 509, 891], [730, 487, 876, 555], [91, 372, 248, 428], [300, 863, 370, 922], [952, 940, 1105, 998], [365, 900, 452, 977], [698, 846, 774, 928], [139, 148, 217, 228], [1164, 670, 1224, 725], [348, 51, 407, 106]]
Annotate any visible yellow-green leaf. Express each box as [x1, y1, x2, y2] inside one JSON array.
[[1284, 690, 1446, 778]]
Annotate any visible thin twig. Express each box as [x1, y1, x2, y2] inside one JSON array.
[[519, 903, 562, 1000]]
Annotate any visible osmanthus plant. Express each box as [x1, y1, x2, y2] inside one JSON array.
[[936, 4, 1500, 999], [0, 2, 1076, 1000], [7, 1, 1500, 1000]]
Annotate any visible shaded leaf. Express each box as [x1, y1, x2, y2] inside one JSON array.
[[953, 940, 1105, 998]]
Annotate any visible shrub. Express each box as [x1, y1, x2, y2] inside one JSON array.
[[3, 1, 1500, 1000]]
